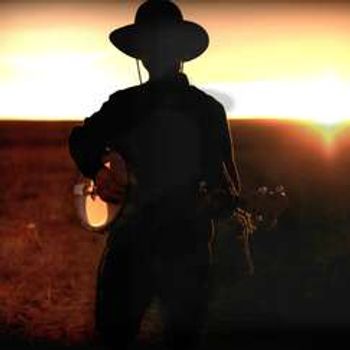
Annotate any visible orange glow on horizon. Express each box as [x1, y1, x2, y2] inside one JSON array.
[[1, 2, 350, 125]]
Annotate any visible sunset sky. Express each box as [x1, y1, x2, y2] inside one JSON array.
[[1, 0, 350, 124]]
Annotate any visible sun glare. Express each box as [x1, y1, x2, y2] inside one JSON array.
[[206, 73, 350, 126], [0, 50, 129, 120], [303, 74, 349, 126]]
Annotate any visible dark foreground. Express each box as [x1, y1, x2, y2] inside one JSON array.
[[1, 120, 350, 349]]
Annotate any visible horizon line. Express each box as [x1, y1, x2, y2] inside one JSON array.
[[1, 116, 350, 126]]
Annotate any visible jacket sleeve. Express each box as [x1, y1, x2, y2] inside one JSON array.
[[211, 100, 241, 195], [210, 100, 233, 163], [220, 108, 233, 164], [69, 96, 118, 180]]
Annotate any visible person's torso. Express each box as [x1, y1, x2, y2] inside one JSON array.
[[107, 75, 223, 205]]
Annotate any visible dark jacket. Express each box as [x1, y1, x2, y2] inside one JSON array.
[[69, 73, 233, 205]]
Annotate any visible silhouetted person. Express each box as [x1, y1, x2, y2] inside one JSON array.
[[69, 1, 240, 349]]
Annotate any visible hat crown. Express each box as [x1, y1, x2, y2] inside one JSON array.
[[135, 1, 183, 26], [109, 0, 209, 61]]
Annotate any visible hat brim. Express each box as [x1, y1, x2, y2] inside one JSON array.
[[109, 21, 209, 62]]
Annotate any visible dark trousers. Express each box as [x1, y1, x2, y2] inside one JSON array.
[[95, 199, 211, 350]]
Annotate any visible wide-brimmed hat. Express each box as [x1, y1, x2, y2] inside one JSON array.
[[109, 0, 209, 61]]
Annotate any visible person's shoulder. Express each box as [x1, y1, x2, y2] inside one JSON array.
[[189, 85, 225, 114], [108, 84, 144, 102]]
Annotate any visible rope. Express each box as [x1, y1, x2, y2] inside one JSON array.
[[136, 59, 143, 85]]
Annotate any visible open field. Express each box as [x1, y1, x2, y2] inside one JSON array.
[[1, 120, 350, 349]]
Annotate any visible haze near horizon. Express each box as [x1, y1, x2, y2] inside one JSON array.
[[1, 0, 349, 125]]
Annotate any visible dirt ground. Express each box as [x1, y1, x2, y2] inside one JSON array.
[[1, 120, 350, 349]]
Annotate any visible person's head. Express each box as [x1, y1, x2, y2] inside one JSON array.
[[109, 0, 209, 81], [140, 50, 182, 79]]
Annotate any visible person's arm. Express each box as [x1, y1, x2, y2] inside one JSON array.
[[68, 96, 117, 180], [215, 103, 241, 197], [223, 153, 241, 197]]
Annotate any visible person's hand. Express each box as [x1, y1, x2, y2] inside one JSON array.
[[232, 207, 257, 238], [95, 152, 128, 204]]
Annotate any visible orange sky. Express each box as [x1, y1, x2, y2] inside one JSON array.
[[1, 1, 350, 124]]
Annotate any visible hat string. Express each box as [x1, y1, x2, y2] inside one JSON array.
[[136, 59, 143, 85], [180, 61, 184, 73]]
